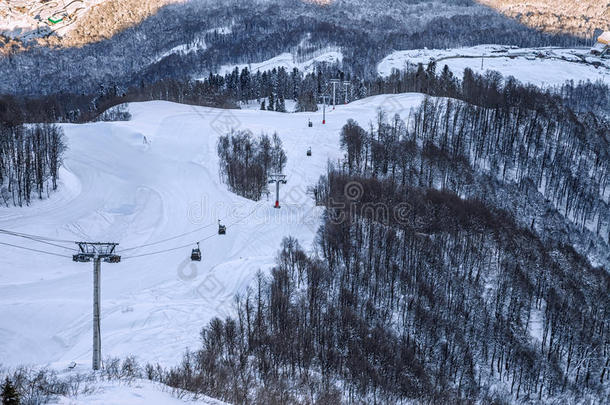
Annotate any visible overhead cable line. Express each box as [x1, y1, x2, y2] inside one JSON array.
[[0, 228, 76, 244], [121, 202, 264, 260], [119, 221, 217, 253], [0, 241, 72, 258]]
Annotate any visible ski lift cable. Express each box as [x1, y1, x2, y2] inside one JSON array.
[[121, 202, 264, 260], [0, 228, 76, 244], [0, 231, 77, 251], [122, 231, 220, 260], [119, 199, 267, 252], [0, 241, 72, 258], [0, 232, 75, 251], [119, 221, 218, 253]]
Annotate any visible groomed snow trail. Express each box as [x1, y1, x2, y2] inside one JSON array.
[[0, 94, 425, 369]]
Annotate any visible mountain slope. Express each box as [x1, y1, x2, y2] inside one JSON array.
[[479, 0, 610, 37], [0, 95, 424, 368]]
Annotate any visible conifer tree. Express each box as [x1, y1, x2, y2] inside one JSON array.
[[1, 378, 19, 405], [275, 95, 286, 112]]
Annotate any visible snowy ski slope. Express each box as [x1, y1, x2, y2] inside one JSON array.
[[0, 94, 425, 371], [378, 45, 610, 87]]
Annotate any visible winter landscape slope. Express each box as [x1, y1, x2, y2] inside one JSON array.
[[0, 93, 425, 370], [378, 45, 610, 87]]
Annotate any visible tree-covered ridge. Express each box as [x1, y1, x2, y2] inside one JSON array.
[[162, 177, 609, 403], [0, 0, 586, 96]]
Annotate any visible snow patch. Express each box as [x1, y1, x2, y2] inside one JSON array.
[[215, 47, 343, 76]]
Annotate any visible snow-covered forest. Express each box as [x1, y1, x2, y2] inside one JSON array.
[[0, 0, 588, 96], [0, 122, 65, 207]]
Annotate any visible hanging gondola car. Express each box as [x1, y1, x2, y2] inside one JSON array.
[[218, 220, 227, 235], [191, 242, 202, 261]]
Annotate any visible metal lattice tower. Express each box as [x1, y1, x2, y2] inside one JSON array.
[[320, 94, 330, 124], [330, 79, 340, 110], [343, 81, 351, 104], [73, 242, 121, 370], [268, 174, 287, 209]]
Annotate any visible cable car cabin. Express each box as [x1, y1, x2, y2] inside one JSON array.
[[73, 253, 90, 263], [191, 243, 202, 261], [105, 255, 121, 264], [307, 147, 312, 156], [191, 248, 202, 261]]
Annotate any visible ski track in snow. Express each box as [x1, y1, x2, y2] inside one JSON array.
[[0, 94, 425, 370]]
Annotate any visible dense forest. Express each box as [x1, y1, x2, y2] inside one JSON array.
[[0, 122, 65, 207], [159, 175, 609, 404], [332, 99, 609, 264], [2, 59, 608, 125], [217, 130, 287, 201], [0, 0, 588, 96]]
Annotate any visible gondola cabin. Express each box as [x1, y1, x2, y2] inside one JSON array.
[[191, 242, 202, 261]]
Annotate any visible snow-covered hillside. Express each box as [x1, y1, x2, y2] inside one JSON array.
[[378, 45, 610, 87], [0, 93, 424, 370], [215, 48, 343, 76]]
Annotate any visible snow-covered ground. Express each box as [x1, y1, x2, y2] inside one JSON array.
[[378, 45, 610, 87], [0, 93, 425, 372], [55, 379, 226, 405], [215, 47, 343, 76]]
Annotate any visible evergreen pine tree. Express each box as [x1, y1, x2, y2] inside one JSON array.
[[260, 99, 266, 110], [1, 377, 19, 405], [275, 95, 286, 112], [267, 93, 275, 111]]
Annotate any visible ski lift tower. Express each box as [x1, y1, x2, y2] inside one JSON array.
[[320, 94, 330, 124], [330, 79, 341, 110], [73, 242, 121, 370], [343, 81, 351, 104], [269, 173, 287, 208]]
